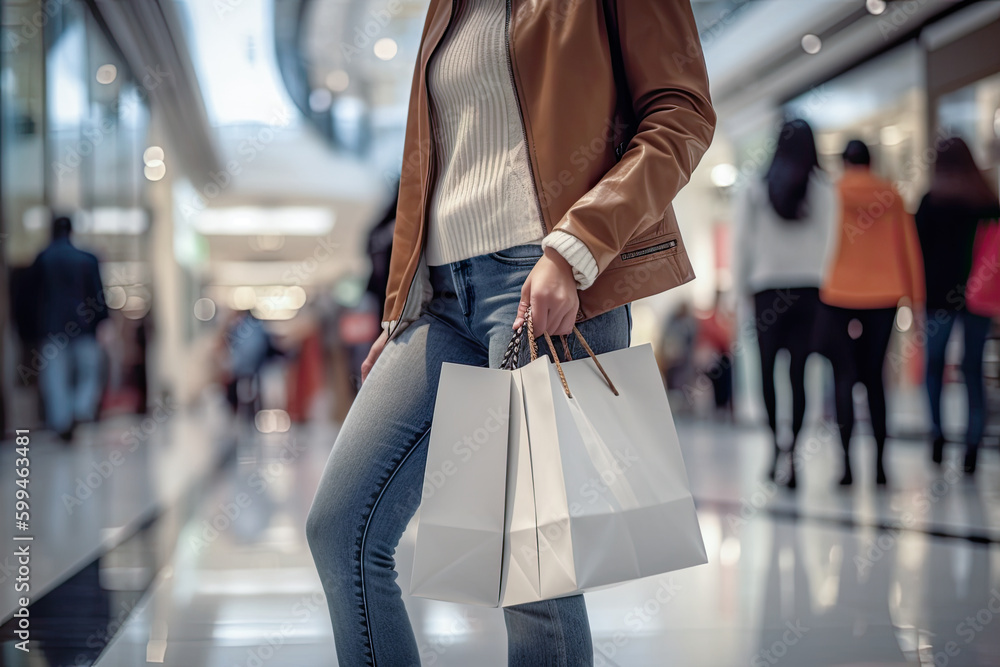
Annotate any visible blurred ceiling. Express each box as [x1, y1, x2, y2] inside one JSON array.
[[89, 0, 978, 293]]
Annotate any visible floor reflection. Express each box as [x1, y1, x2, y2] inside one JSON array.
[[8, 418, 998, 666]]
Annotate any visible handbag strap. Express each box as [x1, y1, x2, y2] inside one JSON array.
[[525, 308, 620, 398], [602, 0, 636, 162]]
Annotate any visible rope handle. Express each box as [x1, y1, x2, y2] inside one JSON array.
[[525, 308, 619, 398]]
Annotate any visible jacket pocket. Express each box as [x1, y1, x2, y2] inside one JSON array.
[[618, 237, 680, 263], [623, 215, 666, 247]]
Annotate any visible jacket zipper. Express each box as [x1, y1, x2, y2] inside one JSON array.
[[388, 0, 457, 342], [505, 0, 547, 237]]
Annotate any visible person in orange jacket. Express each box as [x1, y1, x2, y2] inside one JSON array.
[[819, 140, 924, 487]]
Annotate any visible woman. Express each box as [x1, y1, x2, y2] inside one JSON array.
[[820, 140, 924, 487], [305, 1, 716, 665], [916, 137, 1000, 475], [733, 119, 838, 489]]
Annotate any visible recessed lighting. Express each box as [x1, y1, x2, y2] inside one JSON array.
[[711, 163, 738, 188], [326, 69, 349, 92], [880, 125, 905, 146], [143, 146, 164, 165], [194, 297, 217, 321], [373, 38, 398, 61], [801, 34, 822, 55], [232, 286, 257, 311], [96, 64, 117, 84], [106, 285, 128, 309], [866, 0, 887, 15], [144, 162, 166, 181]]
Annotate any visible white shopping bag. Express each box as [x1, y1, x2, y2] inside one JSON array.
[[497, 368, 542, 607], [411, 327, 706, 607], [409, 363, 512, 606], [518, 341, 707, 600]]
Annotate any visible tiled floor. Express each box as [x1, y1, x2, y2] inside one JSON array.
[[78, 414, 1000, 667], [0, 400, 233, 622]]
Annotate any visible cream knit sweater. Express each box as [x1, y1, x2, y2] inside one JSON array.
[[424, 0, 598, 288]]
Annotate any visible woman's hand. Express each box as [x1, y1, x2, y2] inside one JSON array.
[[513, 248, 580, 336], [361, 330, 389, 383]]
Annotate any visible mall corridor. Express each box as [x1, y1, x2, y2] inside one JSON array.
[[3, 0, 1000, 665]]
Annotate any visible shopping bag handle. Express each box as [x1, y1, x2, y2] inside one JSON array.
[[525, 308, 619, 398]]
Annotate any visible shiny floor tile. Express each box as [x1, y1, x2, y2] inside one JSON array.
[[90, 417, 1000, 666]]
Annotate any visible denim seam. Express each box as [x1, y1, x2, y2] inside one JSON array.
[[357, 421, 432, 666], [551, 599, 569, 666]]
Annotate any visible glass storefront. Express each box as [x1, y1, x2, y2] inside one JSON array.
[[2, 0, 154, 424], [2, 0, 151, 259], [938, 71, 1000, 193], [784, 42, 929, 207]]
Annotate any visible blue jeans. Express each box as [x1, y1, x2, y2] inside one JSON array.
[[925, 308, 991, 446], [39, 333, 102, 434], [306, 244, 631, 666]]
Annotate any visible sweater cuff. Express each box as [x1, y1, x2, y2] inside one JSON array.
[[542, 231, 599, 290]]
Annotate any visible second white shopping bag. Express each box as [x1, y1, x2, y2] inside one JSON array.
[[516, 332, 708, 602], [410, 317, 707, 607]]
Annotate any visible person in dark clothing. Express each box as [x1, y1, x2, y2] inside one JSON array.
[[32, 215, 108, 440], [916, 137, 1000, 475], [366, 192, 398, 324]]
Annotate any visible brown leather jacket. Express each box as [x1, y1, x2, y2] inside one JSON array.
[[383, 0, 716, 338]]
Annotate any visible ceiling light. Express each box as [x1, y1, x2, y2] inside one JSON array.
[[326, 69, 349, 92], [144, 162, 166, 181], [96, 64, 117, 84], [231, 286, 257, 310], [143, 146, 164, 165], [880, 125, 904, 146], [193, 207, 335, 236], [194, 297, 217, 321], [866, 0, 887, 15], [710, 164, 738, 188], [801, 34, 822, 55], [373, 38, 398, 61]]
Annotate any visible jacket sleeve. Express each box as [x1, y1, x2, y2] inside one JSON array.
[[548, 0, 717, 275]]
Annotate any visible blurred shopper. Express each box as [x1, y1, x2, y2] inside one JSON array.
[[696, 292, 735, 419], [32, 215, 108, 441], [366, 191, 398, 324], [660, 302, 698, 408], [819, 140, 924, 487], [916, 137, 1000, 475], [221, 310, 280, 418], [733, 119, 838, 488], [305, 1, 716, 664]]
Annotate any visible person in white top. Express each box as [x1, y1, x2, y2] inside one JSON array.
[[732, 119, 839, 489]]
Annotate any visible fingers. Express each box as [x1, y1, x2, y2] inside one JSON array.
[[361, 350, 378, 383], [512, 274, 533, 329], [553, 309, 577, 337], [530, 292, 575, 337], [512, 295, 530, 331], [517, 253, 579, 338], [360, 333, 388, 384]]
